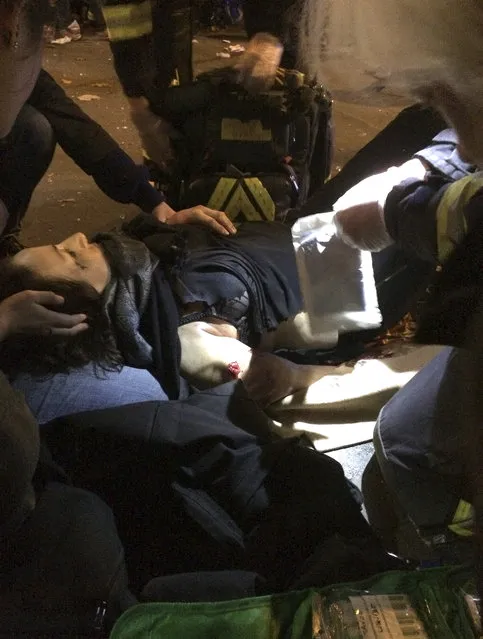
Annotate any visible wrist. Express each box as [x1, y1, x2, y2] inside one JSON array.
[[134, 180, 164, 213], [154, 201, 176, 222]]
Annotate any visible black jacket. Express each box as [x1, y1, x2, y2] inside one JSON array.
[[41, 381, 388, 594], [27, 70, 164, 212], [123, 214, 303, 397]]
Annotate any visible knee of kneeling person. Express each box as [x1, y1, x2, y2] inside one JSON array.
[[14, 105, 56, 167]]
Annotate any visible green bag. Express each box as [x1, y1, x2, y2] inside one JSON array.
[[110, 567, 480, 639]]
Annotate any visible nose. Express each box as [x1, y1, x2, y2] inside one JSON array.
[[72, 232, 89, 248], [60, 232, 89, 251]]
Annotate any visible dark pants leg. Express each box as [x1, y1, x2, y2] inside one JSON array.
[[298, 104, 447, 216], [55, 0, 74, 30], [43, 383, 379, 593], [364, 348, 473, 553], [0, 104, 55, 235], [88, 0, 105, 27], [152, 0, 193, 91]]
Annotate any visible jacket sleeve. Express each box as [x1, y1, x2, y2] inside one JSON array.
[[384, 173, 483, 264], [414, 129, 476, 181], [382, 130, 479, 262], [27, 70, 164, 212]]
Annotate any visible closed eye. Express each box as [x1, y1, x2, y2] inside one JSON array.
[[65, 249, 87, 271]]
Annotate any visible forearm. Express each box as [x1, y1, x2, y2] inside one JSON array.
[[90, 148, 164, 212], [29, 70, 121, 170], [178, 321, 253, 388]]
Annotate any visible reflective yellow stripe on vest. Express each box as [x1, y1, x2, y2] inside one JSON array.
[[244, 178, 276, 221], [221, 119, 272, 142], [207, 178, 277, 222], [448, 499, 474, 538], [436, 173, 483, 261], [102, 0, 153, 42]]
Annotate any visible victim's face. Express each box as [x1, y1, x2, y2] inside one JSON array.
[[13, 232, 111, 293]]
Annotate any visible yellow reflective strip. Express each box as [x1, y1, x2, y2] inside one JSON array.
[[244, 178, 276, 221], [224, 183, 263, 221], [102, 1, 152, 41], [106, 21, 152, 41], [221, 119, 272, 142], [448, 499, 474, 538], [209, 178, 276, 222], [436, 175, 483, 261], [207, 178, 237, 211], [436, 190, 452, 262]]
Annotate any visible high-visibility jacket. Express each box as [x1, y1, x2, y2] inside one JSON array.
[[383, 130, 479, 264], [101, 0, 193, 99], [433, 172, 483, 262]]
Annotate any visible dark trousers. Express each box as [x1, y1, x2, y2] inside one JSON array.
[[88, 0, 105, 27], [0, 104, 55, 236], [43, 382, 389, 595], [152, 0, 193, 91], [362, 347, 476, 563], [299, 104, 447, 216], [52, 0, 74, 30]]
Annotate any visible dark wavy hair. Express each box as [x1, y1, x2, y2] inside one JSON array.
[[0, 257, 122, 378]]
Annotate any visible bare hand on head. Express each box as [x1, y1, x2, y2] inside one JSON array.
[[235, 33, 283, 94], [152, 201, 237, 236], [0, 291, 89, 340]]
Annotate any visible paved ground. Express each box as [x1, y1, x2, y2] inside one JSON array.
[[26, 27, 412, 493]]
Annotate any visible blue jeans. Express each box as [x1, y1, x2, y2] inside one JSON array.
[[12, 364, 168, 425], [370, 347, 467, 536]]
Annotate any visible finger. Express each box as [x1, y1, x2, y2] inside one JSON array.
[[51, 322, 90, 337], [197, 207, 237, 234], [183, 209, 229, 235], [28, 290, 65, 306], [39, 307, 88, 328], [195, 212, 232, 235]]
